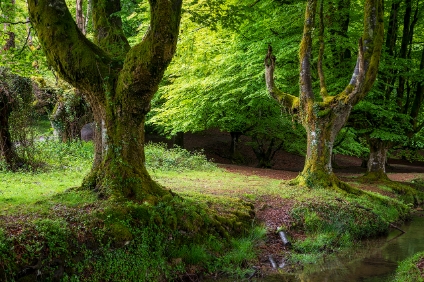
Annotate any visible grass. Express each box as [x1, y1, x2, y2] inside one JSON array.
[[0, 139, 423, 281], [392, 251, 424, 282]]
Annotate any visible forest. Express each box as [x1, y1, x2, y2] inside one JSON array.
[[0, 0, 424, 281]]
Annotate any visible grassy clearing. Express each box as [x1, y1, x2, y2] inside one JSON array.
[[0, 140, 423, 280]]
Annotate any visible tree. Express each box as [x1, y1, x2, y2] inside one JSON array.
[[348, 0, 424, 180], [0, 67, 32, 170], [27, 0, 183, 201], [265, 0, 384, 190]]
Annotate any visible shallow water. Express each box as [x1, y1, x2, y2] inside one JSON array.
[[212, 213, 424, 282]]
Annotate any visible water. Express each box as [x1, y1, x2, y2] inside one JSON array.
[[267, 214, 424, 282], [209, 213, 424, 282]]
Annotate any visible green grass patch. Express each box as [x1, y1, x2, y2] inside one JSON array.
[[392, 251, 424, 282]]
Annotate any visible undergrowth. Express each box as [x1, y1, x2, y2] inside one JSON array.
[[0, 195, 260, 281], [145, 142, 217, 172]]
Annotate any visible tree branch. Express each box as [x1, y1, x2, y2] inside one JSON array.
[[264, 45, 299, 113], [116, 0, 183, 103], [0, 20, 30, 25], [92, 0, 130, 59], [299, 0, 317, 104], [338, 0, 384, 106], [318, 0, 327, 98], [28, 0, 120, 98]]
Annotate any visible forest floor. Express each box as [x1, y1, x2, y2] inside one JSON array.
[[147, 128, 424, 183], [147, 128, 424, 276]]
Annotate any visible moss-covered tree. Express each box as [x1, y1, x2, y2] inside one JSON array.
[[28, 0, 182, 201], [265, 0, 384, 189], [0, 68, 33, 170]]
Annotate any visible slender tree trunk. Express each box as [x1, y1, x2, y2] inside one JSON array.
[[396, 0, 412, 107], [76, 0, 84, 34], [410, 46, 424, 131], [172, 131, 184, 148]]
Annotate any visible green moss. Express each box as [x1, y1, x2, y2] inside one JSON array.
[[317, 108, 331, 117]]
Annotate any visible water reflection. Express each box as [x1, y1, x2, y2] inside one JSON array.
[[282, 215, 424, 282]]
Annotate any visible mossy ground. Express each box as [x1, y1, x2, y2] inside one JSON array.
[[1, 141, 423, 281], [392, 251, 424, 282]]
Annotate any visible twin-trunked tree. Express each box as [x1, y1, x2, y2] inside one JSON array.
[[265, 0, 384, 190], [28, 0, 182, 201]]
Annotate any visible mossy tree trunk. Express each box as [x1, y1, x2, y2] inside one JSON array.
[[265, 0, 384, 189], [28, 0, 182, 201], [364, 138, 389, 180]]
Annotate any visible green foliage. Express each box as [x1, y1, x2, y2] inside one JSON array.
[[34, 218, 70, 257], [333, 128, 369, 158], [0, 228, 14, 280], [0, 1, 50, 76], [33, 140, 94, 170], [145, 142, 217, 172], [392, 251, 424, 282]]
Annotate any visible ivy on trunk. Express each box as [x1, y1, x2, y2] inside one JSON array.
[[28, 0, 183, 202], [265, 0, 384, 189]]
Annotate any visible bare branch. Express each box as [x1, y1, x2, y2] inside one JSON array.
[[0, 20, 30, 25], [264, 45, 299, 113]]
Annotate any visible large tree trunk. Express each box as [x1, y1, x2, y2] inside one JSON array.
[[365, 138, 389, 180], [28, 0, 182, 201]]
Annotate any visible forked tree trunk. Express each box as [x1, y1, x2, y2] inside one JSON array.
[[28, 0, 183, 201], [265, 0, 383, 190]]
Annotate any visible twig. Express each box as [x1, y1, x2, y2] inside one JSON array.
[[18, 28, 32, 56], [1, 20, 30, 25]]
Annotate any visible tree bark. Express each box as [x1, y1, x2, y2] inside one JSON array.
[[265, 0, 384, 189], [28, 0, 183, 201], [76, 0, 85, 35], [0, 99, 21, 168], [365, 138, 389, 180]]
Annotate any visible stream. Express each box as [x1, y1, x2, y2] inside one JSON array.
[[211, 212, 424, 282]]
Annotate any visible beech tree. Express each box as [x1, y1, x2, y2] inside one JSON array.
[[28, 0, 183, 201], [265, 0, 384, 189]]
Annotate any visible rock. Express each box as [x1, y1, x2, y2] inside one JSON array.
[[81, 122, 95, 141]]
